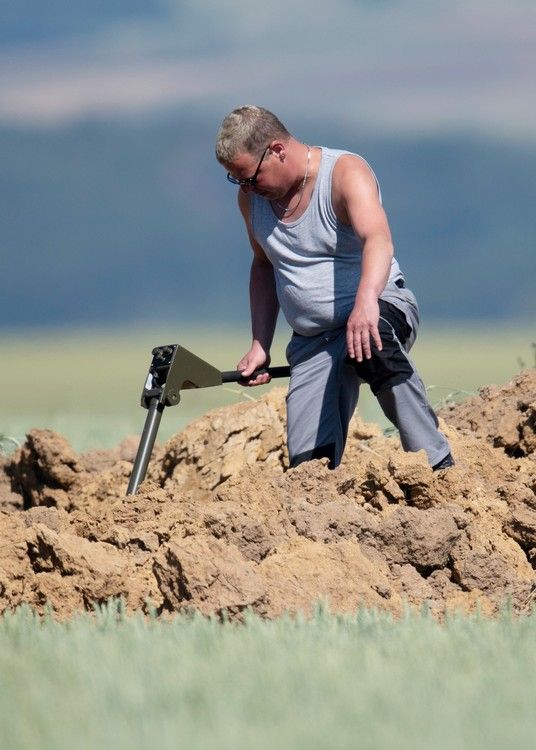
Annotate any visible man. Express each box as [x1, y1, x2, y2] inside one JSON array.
[[215, 105, 454, 471]]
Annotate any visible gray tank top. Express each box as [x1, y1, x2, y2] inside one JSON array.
[[250, 147, 413, 336]]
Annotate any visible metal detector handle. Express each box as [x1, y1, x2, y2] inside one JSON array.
[[221, 366, 291, 383]]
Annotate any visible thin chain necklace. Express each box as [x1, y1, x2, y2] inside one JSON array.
[[273, 145, 311, 216]]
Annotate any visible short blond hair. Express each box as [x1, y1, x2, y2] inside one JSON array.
[[215, 105, 291, 164]]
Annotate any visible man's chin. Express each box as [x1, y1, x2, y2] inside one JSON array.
[[255, 188, 281, 200]]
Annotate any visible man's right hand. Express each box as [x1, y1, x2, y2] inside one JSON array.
[[236, 343, 271, 386]]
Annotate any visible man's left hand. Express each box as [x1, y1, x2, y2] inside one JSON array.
[[346, 298, 382, 362]]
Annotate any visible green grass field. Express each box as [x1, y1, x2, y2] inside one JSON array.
[[1, 603, 535, 750], [1, 323, 534, 452]]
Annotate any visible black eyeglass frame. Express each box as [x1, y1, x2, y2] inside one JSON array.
[[226, 145, 270, 186]]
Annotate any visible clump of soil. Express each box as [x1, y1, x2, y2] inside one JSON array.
[[1, 371, 535, 620], [440, 369, 536, 457]]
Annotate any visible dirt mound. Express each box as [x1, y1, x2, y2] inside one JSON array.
[[441, 368, 536, 457], [1, 371, 535, 620]]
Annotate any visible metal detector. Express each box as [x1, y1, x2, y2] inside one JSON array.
[[126, 344, 290, 495]]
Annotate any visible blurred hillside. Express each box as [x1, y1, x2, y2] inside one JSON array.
[[1, 1, 534, 329], [1, 115, 535, 328]]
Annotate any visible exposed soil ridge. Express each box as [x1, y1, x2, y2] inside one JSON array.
[[0, 369, 535, 620]]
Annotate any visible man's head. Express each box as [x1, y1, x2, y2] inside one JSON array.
[[215, 105, 291, 167]]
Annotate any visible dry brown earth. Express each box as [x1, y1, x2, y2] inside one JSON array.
[[1, 369, 535, 620]]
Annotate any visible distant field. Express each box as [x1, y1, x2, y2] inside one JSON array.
[[1, 323, 534, 452], [1, 604, 536, 750]]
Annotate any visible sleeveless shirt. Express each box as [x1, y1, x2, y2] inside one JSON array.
[[249, 147, 414, 337]]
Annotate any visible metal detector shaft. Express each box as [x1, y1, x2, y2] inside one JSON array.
[[126, 397, 164, 495]]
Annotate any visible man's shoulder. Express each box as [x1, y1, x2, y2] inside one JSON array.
[[330, 151, 378, 181], [321, 146, 355, 161], [323, 148, 374, 175], [329, 150, 382, 204]]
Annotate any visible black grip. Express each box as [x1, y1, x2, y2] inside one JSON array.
[[221, 365, 290, 383]]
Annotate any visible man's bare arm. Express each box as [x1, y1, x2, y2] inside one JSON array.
[[333, 156, 394, 362], [236, 189, 279, 385]]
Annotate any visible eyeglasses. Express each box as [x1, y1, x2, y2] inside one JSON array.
[[226, 145, 270, 186]]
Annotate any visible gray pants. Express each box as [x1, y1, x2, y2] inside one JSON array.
[[285, 301, 451, 468]]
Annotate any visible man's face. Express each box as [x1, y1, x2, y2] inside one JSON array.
[[226, 145, 284, 198]]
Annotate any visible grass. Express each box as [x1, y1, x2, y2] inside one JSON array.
[[1, 322, 534, 452], [0, 602, 535, 750]]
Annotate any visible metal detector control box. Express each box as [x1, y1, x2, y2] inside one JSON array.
[[141, 344, 223, 409]]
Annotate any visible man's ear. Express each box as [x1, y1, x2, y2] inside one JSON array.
[[270, 141, 286, 161]]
